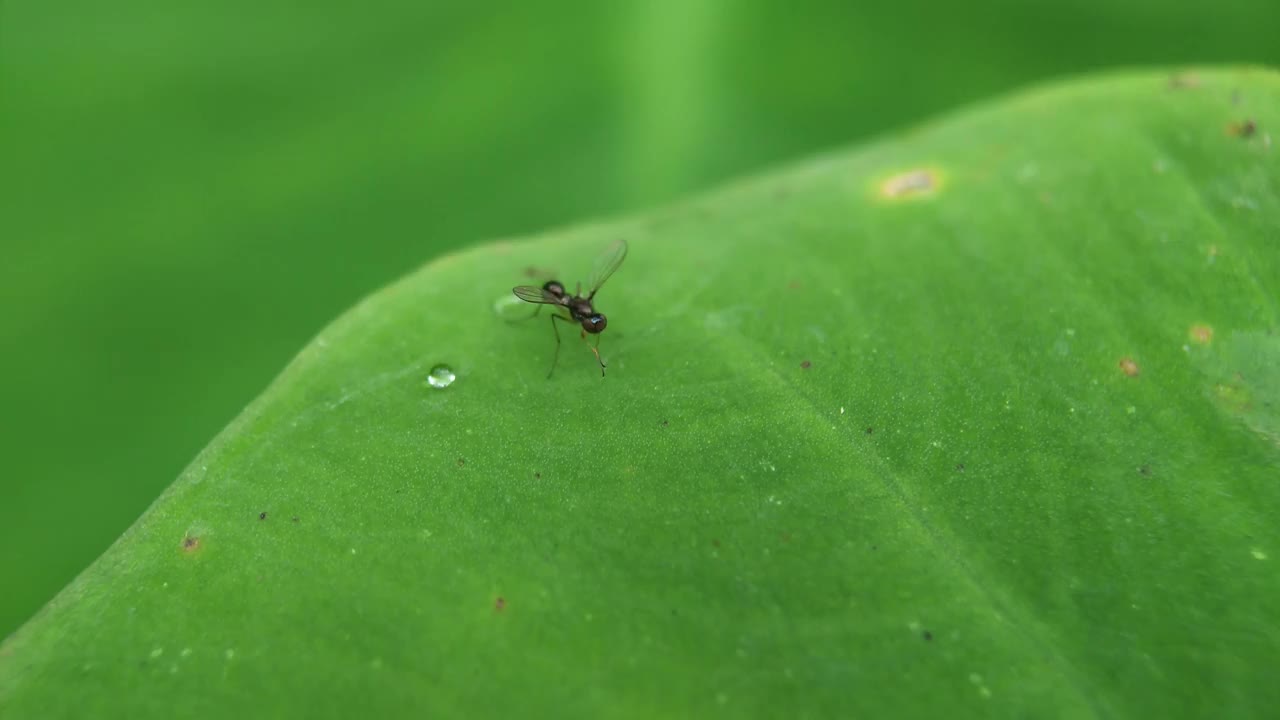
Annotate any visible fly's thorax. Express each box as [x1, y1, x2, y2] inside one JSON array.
[[569, 298, 594, 317]]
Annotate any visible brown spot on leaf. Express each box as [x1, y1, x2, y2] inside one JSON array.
[[1119, 357, 1140, 377], [711, 539, 721, 548], [291, 516, 300, 523], [660, 419, 669, 427], [955, 463, 965, 473], [1189, 324, 1214, 344], [182, 536, 201, 553], [1139, 465, 1152, 477], [1167, 72, 1200, 89], [258, 512, 267, 521], [494, 597, 506, 612], [456, 457, 466, 467], [865, 427, 874, 435], [534, 471, 541, 479], [800, 360, 812, 369], [1227, 119, 1258, 138], [787, 280, 802, 290]]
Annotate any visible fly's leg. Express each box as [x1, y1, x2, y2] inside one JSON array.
[[548, 314, 570, 378], [590, 333, 606, 376]]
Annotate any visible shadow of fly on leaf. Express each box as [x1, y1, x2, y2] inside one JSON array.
[[511, 239, 628, 378]]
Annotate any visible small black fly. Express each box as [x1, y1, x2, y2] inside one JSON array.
[[512, 239, 628, 378]]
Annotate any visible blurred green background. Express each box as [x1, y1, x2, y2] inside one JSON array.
[[2, 0, 1278, 637]]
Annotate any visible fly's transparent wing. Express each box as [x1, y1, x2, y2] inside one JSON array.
[[586, 239, 628, 299], [512, 285, 560, 304]]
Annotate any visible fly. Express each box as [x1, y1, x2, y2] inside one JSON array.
[[511, 238, 628, 378]]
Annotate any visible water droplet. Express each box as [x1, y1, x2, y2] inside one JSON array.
[[426, 365, 456, 389]]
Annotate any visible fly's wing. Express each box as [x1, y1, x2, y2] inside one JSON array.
[[586, 239, 628, 299], [512, 285, 560, 304]]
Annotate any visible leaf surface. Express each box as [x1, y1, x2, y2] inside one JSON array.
[[2, 68, 1279, 718]]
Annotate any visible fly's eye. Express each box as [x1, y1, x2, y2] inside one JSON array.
[[584, 314, 607, 333]]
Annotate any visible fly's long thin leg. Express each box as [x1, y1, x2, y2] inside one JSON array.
[[548, 314, 570, 378], [590, 333, 606, 376]]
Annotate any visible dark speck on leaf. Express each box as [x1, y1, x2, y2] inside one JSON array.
[[923, 630, 933, 642], [258, 512, 267, 521], [712, 539, 721, 548], [494, 597, 506, 612], [660, 419, 669, 427], [457, 457, 466, 467], [956, 463, 965, 472], [1139, 465, 1152, 477], [1230, 119, 1257, 137], [800, 360, 812, 369], [291, 516, 300, 523], [182, 536, 200, 551], [865, 427, 874, 435], [534, 472, 541, 479]]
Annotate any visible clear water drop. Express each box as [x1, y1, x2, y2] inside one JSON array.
[[426, 364, 456, 389]]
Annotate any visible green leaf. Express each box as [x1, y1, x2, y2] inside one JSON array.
[[3, 67, 1278, 718], [9, 0, 1280, 643]]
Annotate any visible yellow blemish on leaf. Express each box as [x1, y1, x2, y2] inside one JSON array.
[[1189, 324, 1214, 344], [1119, 357, 1140, 377], [877, 167, 943, 200]]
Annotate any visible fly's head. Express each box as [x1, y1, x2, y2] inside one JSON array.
[[581, 313, 607, 333]]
